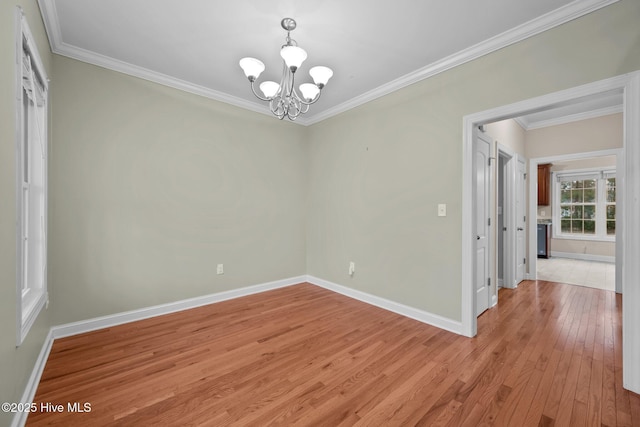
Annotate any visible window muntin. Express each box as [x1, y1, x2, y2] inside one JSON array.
[[554, 169, 615, 241], [606, 178, 616, 235]]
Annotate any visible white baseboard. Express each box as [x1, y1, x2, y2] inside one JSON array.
[[549, 251, 615, 263], [52, 275, 306, 339], [11, 330, 54, 427], [306, 275, 463, 335]]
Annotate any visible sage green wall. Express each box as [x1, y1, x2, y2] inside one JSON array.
[[50, 56, 308, 324], [306, 0, 640, 321], [0, 1, 53, 425]]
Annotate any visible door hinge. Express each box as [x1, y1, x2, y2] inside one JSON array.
[[524, 173, 527, 179], [523, 216, 526, 222], [488, 277, 491, 287], [488, 218, 491, 226], [524, 258, 527, 265]]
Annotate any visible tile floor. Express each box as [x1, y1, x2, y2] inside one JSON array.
[[536, 257, 615, 291]]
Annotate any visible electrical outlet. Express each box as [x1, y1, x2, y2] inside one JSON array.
[[217, 264, 224, 275], [349, 261, 355, 276], [438, 204, 447, 217]]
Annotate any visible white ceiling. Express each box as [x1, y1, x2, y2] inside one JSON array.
[[37, 0, 618, 125]]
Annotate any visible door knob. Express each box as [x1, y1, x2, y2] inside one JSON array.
[[517, 227, 524, 231], [477, 235, 480, 240]]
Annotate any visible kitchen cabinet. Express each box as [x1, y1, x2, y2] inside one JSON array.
[[538, 163, 551, 206]]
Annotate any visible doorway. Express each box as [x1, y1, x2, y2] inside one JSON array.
[[461, 71, 640, 394], [529, 150, 622, 293], [473, 126, 527, 315]]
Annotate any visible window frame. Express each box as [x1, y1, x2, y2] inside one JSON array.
[[552, 167, 616, 242], [15, 10, 49, 346]]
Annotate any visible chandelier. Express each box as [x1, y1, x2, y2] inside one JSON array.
[[239, 18, 333, 121]]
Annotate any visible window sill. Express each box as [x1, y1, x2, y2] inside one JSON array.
[[552, 234, 615, 243], [18, 290, 47, 346]]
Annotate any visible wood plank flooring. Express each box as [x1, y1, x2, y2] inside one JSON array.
[[27, 281, 640, 426]]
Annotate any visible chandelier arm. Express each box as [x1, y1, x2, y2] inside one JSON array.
[[297, 88, 322, 106], [270, 96, 287, 120], [289, 97, 302, 119], [290, 96, 309, 119], [249, 80, 271, 102]]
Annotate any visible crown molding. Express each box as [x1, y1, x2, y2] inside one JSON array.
[[57, 42, 284, 117], [513, 117, 528, 130], [38, 0, 619, 126], [520, 105, 623, 130], [304, 0, 619, 125]]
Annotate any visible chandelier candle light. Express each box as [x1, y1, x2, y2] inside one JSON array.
[[239, 18, 333, 121]]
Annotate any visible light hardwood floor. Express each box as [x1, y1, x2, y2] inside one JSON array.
[[27, 281, 640, 426], [537, 257, 616, 291]]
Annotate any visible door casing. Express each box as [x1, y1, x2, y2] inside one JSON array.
[[461, 71, 640, 394]]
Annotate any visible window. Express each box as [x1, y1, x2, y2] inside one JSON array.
[[554, 168, 615, 241], [16, 12, 48, 345]]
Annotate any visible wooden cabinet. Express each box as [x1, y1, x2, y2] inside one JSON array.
[[538, 163, 551, 206]]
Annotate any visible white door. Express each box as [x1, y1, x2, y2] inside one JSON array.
[[475, 128, 492, 316], [515, 155, 527, 284]]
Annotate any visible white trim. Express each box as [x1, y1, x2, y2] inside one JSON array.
[[10, 330, 54, 427], [515, 154, 528, 287], [622, 72, 640, 393], [462, 72, 640, 395], [551, 166, 617, 242], [305, 0, 619, 125], [36, 0, 618, 126], [522, 105, 623, 130], [549, 251, 615, 263], [461, 116, 476, 337], [552, 234, 615, 243], [306, 276, 463, 335], [52, 276, 305, 339], [53, 41, 303, 124], [530, 148, 621, 164], [16, 9, 49, 346]]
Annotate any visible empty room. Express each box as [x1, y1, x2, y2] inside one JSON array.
[[1, 0, 640, 426]]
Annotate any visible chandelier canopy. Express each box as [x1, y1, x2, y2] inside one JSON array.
[[239, 18, 333, 121]]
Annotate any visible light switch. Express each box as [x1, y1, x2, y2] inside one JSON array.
[[438, 204, 447, 217]]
